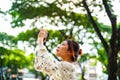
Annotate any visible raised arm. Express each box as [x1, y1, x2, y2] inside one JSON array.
[[34, 29, 61, 79]]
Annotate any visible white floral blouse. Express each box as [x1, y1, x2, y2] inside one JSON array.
[[34, 45, 78, 80]]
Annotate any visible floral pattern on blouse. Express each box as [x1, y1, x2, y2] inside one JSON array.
[[34, 45, 77, 80]]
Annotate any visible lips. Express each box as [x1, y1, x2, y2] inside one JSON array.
[[56, 49, 59, 52]]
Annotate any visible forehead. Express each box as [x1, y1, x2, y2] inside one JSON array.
[[61, 41, 67, 44]]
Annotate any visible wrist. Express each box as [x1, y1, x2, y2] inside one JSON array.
[[38, 38, 44, 45]]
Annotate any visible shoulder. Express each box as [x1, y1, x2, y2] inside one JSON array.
[[59, 61, 75, 72], [58, 61, 77, 80], [60, 61, 73, 66]]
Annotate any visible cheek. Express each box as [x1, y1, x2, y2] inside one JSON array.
[[59, 47, 67, 52], [56, 47, 68, 55]]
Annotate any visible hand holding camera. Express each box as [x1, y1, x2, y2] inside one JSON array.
[[38, 29, 49, 45]]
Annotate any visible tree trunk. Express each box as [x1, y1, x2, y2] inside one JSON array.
[[82, 0, 118, 79], [118, 60, 120, 80], [108, 50, 117, 80]]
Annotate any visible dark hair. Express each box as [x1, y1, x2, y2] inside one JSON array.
[[66, 39, 82, 62]]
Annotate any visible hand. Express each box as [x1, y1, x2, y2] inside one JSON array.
[[38, 29, 47, 45], [38, 29, 47, 39]]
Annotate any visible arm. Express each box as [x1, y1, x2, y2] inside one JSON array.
[[34, 29, 61, 78], [34, 45, 58, 73]]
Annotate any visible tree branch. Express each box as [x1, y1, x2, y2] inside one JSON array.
[[59, 30, 68, 39], [82, 0, 109, 53], [102, 0, 117, 50]]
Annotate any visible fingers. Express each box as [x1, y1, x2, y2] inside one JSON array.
[[40, 28, 47, 33], [38, 28, 47, 39], [40, 29, 47, 35]]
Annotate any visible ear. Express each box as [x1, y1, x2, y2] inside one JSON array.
[[79, 49, 82, 55], [67, 50, 73, 55], [69, 51, 75, 58]]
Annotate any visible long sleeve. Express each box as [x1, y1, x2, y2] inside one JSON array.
[[34, 45, 61, 79]]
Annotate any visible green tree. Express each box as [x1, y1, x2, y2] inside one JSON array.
[[82, 0, 120, 80], [0, 46, 34, 79], [0, 32, 35, 79], [6, 0, 120, 80]]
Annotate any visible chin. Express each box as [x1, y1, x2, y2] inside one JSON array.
[[55, 52, 58, 56], [56, 52, 61, 57], [55, 55, 62, 60]]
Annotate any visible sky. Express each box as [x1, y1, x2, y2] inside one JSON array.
[[0, 0, 31, 36]]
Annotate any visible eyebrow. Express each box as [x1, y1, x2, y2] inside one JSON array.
[[62, 42, 67, 45]]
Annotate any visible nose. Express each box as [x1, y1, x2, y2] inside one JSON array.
[[57, 44, 60, 49], [57, 46, 60, 49]]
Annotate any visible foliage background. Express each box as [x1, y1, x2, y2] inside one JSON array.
[[0, 0, 120, 80]]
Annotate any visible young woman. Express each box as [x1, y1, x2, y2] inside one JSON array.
[[34, 29, 82, 80]]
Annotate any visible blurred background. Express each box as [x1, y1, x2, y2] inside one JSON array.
[[0, 0, 120, 80]]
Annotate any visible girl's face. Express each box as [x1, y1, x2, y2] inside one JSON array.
[[56, 41, 71, 59]]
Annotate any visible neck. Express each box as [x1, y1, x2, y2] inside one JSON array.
[[62, 57, 73, 63]]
